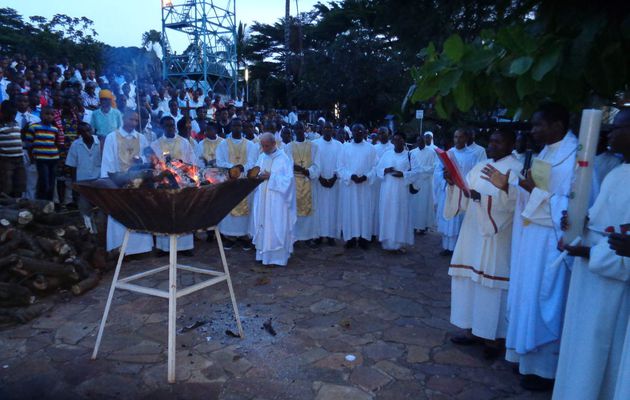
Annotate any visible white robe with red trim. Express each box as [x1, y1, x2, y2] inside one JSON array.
[[446, 154, 522, 339]]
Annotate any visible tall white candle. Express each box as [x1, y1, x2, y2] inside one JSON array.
[[565, 109, 602, 242]]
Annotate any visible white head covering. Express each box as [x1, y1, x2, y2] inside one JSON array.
[[424, 131, 433, 137]]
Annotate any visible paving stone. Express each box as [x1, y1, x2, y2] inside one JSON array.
[[349, 366, 392, 392], [310, 298, 347, 314], [375, 380, 427, 400], [54, 321, 97, 345], [315, 383, 373, 400], [313, 353, 364, 370], [373, 360, 413, 380], [433, 347, 485, 368], [363, 341, 405, 361], [406, 345, 431, 363], [426, 375, 467, 395], [383, 326, 444, 347]]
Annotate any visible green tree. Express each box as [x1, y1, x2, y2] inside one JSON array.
[[410, 0, 630, 121]]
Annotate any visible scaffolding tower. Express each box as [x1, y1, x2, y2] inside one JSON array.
[[161, 0, 237, 97]]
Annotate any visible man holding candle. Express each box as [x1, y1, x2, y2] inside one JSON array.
[[552, 108, 630, 399], [481, 102, 576, 391]]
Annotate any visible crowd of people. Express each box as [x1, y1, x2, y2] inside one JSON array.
[[1, 54, 629, 398]]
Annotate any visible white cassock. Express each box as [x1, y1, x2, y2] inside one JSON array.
[[215, 137, 258, 237], [151, 135, 196, 252], [505, 132, 578, 379], [337, 140, 377, 241], [614, 320, 630, 400], [594, 151, 622, 188], [467, 142, 487, 162], [286, 140, 320, 241], [375, 149, 419, 250], [252, 149, 296, 266], [372, 142, 394, 236], [101, 128, 153, 255], [553, 163, 630, 400], [447, 154, 522, 340], [409, 146, 436, 231], [313, 137, 343, 239], [436, 147, 480, 250]]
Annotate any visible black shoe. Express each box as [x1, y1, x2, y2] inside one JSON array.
[[327, 238, 336, 246], [344, 238, 357, 249], [520, 375, 554, 392], [223, 238, 235, 250], [439, 249, 453, 256], [306, 239, 318, 249], [180, 249, 195, 257], [416, 229, 427, 235], [241, 239, 252, 251], [358, 238, 370, 250], [206, 231, 215, 242], [313, 238, 323, 245], [450, 334, 482, 346]]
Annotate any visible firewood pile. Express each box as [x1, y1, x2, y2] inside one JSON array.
[[0, 195, 106, 324]]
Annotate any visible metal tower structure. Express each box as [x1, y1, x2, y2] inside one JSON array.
[[161, 0, 237, 97]]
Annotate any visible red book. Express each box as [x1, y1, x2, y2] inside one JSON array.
[[434, 148, 470, 195]]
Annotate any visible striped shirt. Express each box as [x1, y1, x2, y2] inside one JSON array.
[[0, 123, 24, 157], [26, 124, 62, 160]]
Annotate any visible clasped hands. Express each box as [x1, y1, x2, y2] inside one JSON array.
[[319, 175, 337, 188], [384, 167, 403, 178]]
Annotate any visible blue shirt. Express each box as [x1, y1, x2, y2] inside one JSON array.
[[65, 136, 102, 181]]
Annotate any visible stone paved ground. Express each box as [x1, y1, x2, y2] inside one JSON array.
[[0, 232, 551, 400]]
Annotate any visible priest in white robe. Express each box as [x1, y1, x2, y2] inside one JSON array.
[[372, 127, 394, 237], [375, 132, 419, 252], [151, 116, 196, 254], [195, 123, 223, 167], [252, 133, 296, 266], [446, 130, 522, 350], [409, 134, 436, 233], [436, 129, 481, 255], [100, 110, 153, 255], [482, 103, 577, 391], [215, 118, 258, 249], [313, 122, 343, 245], [553, 108, 630, 400], [338, 124, 377, 249], [285, 122, 320, 243], [467, 129, 487, 161]]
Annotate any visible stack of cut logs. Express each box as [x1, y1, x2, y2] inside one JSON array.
[[0, 195, 106, 324]]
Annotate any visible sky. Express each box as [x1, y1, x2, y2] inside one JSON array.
[[3, 0, 322, 50]]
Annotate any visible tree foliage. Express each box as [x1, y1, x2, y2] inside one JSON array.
[[410, 0, 630, 121], [0, 8, 103, 67]]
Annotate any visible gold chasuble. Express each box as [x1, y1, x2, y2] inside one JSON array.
[[291, 141, 313, 216], [201, 137, 223, 164], [116, 131, 140, 172], [227, 138, 250, 216], [158, 136, 184, 160]]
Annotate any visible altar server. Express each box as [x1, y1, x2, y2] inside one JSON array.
[[409, 134, 436, 234], [446, 130, 522, 351], [337, 124, 377, 250], [375, 132, 419, 252], [313, 122, 343, 244]]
